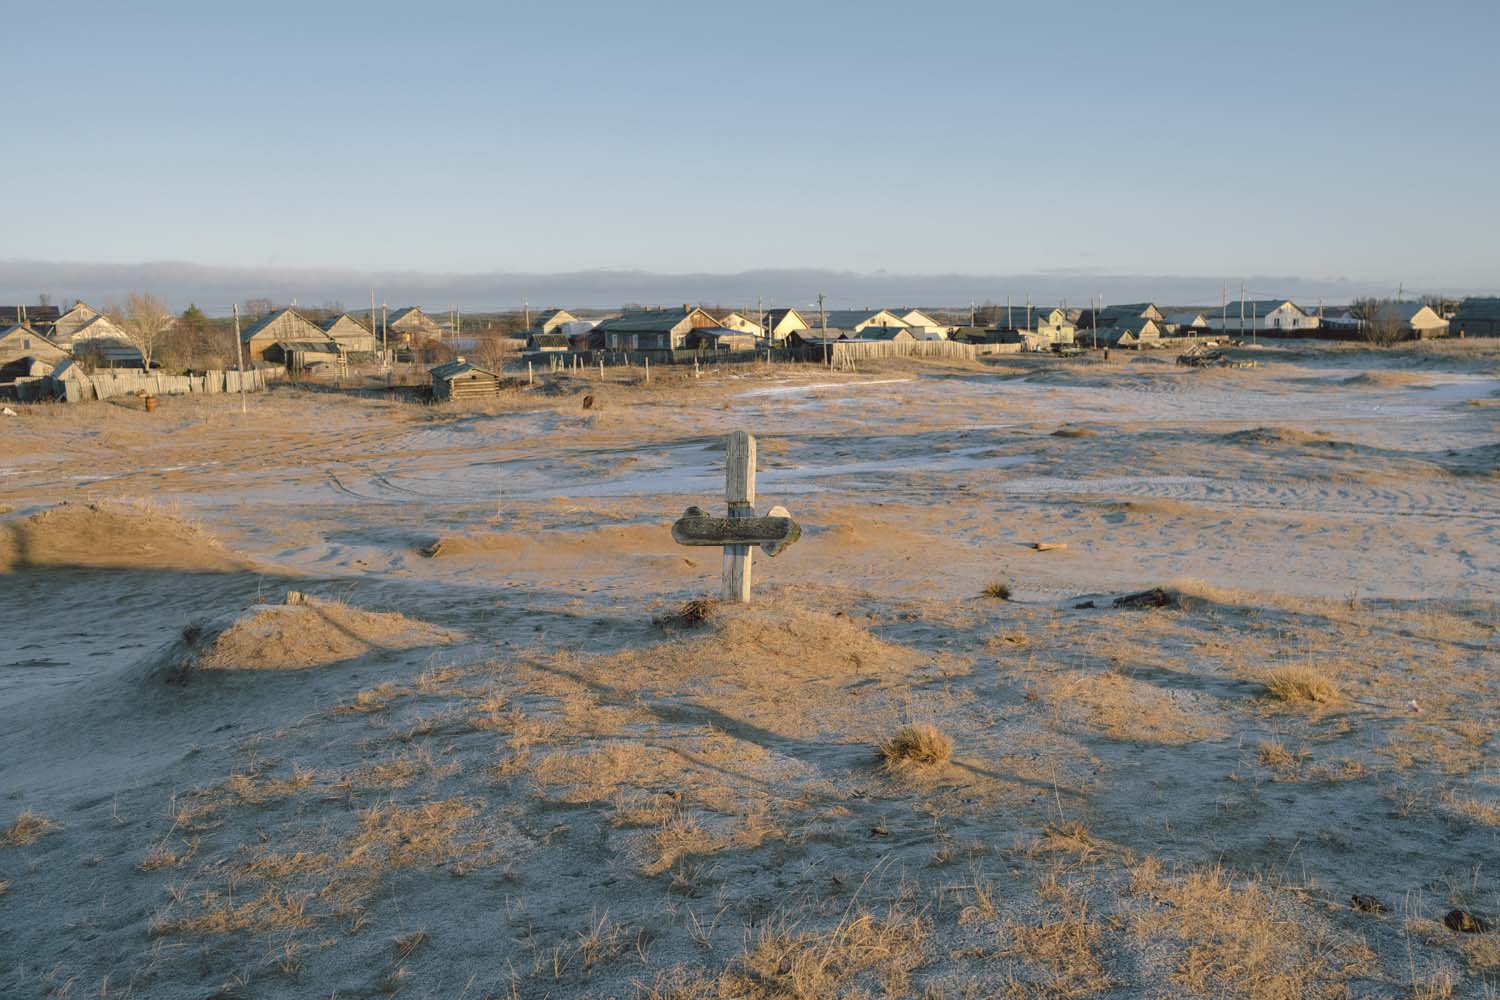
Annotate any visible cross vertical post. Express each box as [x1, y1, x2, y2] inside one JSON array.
[[722, 431, 755, 602]]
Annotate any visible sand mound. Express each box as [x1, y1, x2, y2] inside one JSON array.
[[0, 502, 245, 573], [1341, 371, 1434, 389], [166, 592, 458, 674], [1219, 426, 1341, 448], [576, 602, 935, 738]]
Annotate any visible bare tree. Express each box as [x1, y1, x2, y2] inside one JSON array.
[[110, 292, 174, 369], [1351, 298, 1405, 348]]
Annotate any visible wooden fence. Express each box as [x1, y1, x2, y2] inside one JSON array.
[[12, 368, 272, 404], [825, 339, 1007, 364]]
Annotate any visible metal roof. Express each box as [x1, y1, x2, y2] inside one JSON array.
[[1453, 297, 1500, 321], [596, 308, 708, 333]]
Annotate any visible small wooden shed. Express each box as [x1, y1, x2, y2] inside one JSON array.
[[430, 358, 500, 400]]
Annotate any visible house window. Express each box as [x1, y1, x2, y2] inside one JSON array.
[[22, 338, 30, 348]]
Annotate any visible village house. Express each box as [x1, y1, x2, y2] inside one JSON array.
[[1163, 311, 1209, 333], [525, 332, 570, 352], [994, 305, 1076, 345], [1204, 299, 1317, 333], [863, 326, 916, 343], [321, 313, 377, 354], [1450, 297, 1500, 338], [818, 309, 908, 333], [48, 302, 143, 366], [1374, 302, 1450, 339], [593, 306, 720, 352], [386, 306, 444, 345], [687, 327, 759, 352], [1098, 317, 1164, 348], [899, 309, 947, 337], [762, 308, 810, 343], [1076, 302, 1165, 331], [0, 324, 71, 381], [430, 358, 501, 400], [717, 312, 766, 337], [531, 309, 578, 336], [241, 308, 341, 365]]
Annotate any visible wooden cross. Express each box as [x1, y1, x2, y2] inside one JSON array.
[[672, 431, 800, 603]]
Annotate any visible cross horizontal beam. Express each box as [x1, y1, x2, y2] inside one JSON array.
[[672, 514, 799, 547]]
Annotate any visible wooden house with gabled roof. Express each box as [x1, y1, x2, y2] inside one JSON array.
[[531, 309, 578, 336], [321, 313, 377, 353], [0, 324, 71, 380], [430, 358, 501, 400], [387, 306, 444, 344], [718, 312, 765, 337], [241, 308, 338, 364], [593, 306, 720, 352], [762, 308, 810, 343], [818, 308, 907, 333]]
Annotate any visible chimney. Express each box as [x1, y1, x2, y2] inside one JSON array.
[[683, 304, 691, 313]]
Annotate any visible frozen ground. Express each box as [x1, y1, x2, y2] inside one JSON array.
[[1, 341, 1498, 997]]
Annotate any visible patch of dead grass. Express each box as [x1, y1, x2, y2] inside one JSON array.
[[878, 724, 953, 772], [340, 798, 479, 871], [999, 872, 1114, 997], [2, 809, 60, 847], [1263, 666, 1340, 706], [1128, 858, 1374, 999]]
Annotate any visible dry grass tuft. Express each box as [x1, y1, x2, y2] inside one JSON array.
[[1263, 666, 1340, 705], [982, 581, 1013, 601], [879, 724, 953, 772], [653, 597, 720, 631], [2, 809, 60, 847]]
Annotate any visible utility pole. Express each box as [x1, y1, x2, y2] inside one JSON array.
[[1006, 294, 1011, 330], [1240, 282, 1245, 337], [1221, 283, 1227, 334], [1092, 295, 1098, 350], [233, 304, 247, 415], [970, 299, 976, 327], [818, 291, 826, 332], [370, 288, 377, 360], [382, 302, 388, 355], [523, 297, 530, 331]]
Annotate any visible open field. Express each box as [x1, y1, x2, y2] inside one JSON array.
[[2, 340, 1498, 998]]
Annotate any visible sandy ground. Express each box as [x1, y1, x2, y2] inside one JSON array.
[[1, 340, 1498, 998]]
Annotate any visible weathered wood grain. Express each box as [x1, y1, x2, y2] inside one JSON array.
[[672, 515, 799, 547]]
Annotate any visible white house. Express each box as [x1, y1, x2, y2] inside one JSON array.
[[1204, 299, 1318, 333]]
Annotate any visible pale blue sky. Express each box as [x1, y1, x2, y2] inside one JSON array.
[[5, 0, 1497, 288]]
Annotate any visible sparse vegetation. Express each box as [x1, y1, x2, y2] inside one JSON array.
[[878, 723, 953, 771], [982, 581, 1013, 600], [1263, 666, 1341, 705], [2, 809, 59, 847]]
